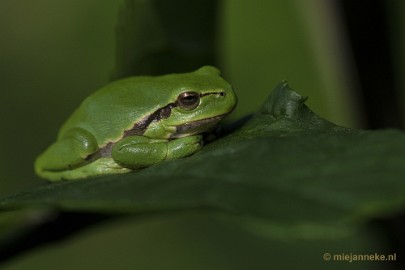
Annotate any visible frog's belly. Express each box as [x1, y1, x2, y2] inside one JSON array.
[[41, 158, 131, 181]]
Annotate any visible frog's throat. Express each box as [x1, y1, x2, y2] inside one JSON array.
[[83, 91, 225, 167]]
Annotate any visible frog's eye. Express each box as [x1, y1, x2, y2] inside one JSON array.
[[176, 91, 200, 110]]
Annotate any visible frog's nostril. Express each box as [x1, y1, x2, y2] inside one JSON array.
[[219, 92, 225, 97]]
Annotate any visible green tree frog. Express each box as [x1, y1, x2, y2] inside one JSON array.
[[35, 66, 237, 181]]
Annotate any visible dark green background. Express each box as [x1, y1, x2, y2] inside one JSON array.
[[0, 0, 404, 269]]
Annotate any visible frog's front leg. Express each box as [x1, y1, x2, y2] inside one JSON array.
[[111, 135, 203, 169]]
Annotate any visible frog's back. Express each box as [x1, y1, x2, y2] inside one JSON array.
[[58, 76, 173, 145], [57, 67, 228, 146]]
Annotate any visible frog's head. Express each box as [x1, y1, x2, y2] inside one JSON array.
[[144, 66, 237, 138]]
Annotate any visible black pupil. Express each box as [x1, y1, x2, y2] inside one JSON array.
[[183, 95, 198, 103]]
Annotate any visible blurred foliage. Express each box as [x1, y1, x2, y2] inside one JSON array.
[[220, 0, 360, 126], [0, 213, 387, 270], [387, 0, 405, 122], [339, 0, 404, 129], [0, 0, 404, 269], [113, 0, 219, 78], [0, 0, 124, 195]]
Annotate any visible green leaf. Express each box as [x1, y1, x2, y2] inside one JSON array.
[[1, 82, 405, 239]]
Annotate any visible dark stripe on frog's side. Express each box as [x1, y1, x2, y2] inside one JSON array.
[[84, 102, 177, 163], [123, 102, 176, 137], [82, 91, 224, 167]]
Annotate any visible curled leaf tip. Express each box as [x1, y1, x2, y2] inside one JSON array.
[[259, 81, 307, 119]]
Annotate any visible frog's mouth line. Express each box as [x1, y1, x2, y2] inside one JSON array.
[[169, 114, 226, 138]]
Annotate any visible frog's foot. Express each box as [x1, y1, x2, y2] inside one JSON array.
[[111, 135, 203, 169], [166, 135, 203, 159]]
